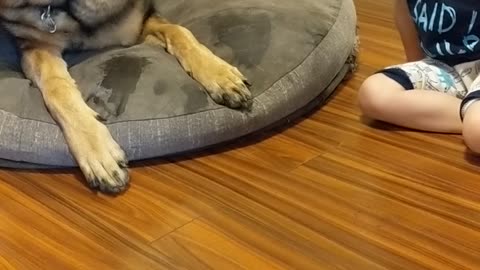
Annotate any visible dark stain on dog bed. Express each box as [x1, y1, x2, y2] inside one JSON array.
[[88, 56, 148, 119], [209, 9, 271, 69]]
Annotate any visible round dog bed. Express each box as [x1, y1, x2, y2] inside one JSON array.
[[0, 0, 358, 168]]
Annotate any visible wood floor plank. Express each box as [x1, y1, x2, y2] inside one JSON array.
[[0, 255, 16, 270], [216, 133, 322, 173], [0, 169, 197, 243], [151, 218, 287, 270], [161, 155, 416, 269], [0, 172, 174, 270], [293, 155, 480, 269], [335, 136, 480, 202]]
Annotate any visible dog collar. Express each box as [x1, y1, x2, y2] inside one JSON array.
[[40, 5, 57, 34]]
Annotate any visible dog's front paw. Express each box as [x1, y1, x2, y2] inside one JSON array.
[[204, 65, 253, 110], [64, 115, 129, 194], [185, 47, 253, 110]]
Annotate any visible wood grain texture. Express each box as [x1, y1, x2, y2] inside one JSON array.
[[2, 0, 480, 269]]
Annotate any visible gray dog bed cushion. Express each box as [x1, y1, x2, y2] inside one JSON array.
[[0, 0, 358, 168]]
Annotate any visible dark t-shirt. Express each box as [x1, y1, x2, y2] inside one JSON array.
[[408, 0, 480, 65]]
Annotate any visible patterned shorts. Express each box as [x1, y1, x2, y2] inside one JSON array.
[[379, 58, 480, 119]]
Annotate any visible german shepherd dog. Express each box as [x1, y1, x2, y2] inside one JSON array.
[[0, 0, 252, 193]]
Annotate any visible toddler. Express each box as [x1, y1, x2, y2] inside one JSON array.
[[358, 0, 480, 152]]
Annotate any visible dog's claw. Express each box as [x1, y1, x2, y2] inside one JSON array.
[[95, 114, 107, 122], [88, 177, 100, 189], [185, 46, 253, 110], [118, 160, 129, 168], [207, 78, 253, 110], [90, 171, 129, 194]]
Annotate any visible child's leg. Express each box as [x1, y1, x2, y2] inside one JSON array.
[[359, 74, 462, 133], [358, 59, 466, 133], [462, 102, 480, 152], [460, 71, 480, 153]]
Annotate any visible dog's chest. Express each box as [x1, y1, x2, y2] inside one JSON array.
[[0, 0, 150, 50], [68, 0, 132, 28], [72, 0, 147, 49]]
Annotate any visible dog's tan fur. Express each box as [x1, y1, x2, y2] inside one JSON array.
[[0, 0, 252, 193]]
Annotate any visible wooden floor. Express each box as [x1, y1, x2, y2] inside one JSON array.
[[2, 0, 480, 269]]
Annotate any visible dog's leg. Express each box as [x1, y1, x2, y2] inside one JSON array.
[[21, 44, 129, 193], [141, 16, 253, 109]]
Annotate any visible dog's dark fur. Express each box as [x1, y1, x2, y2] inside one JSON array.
[[0, 0, 252, 194]]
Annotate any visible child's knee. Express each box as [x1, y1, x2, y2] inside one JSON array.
[[462, 103, 480, 153], [463, 126, 480, 154], [358, 74, 397, 117], [358, 75, 383, 115]]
